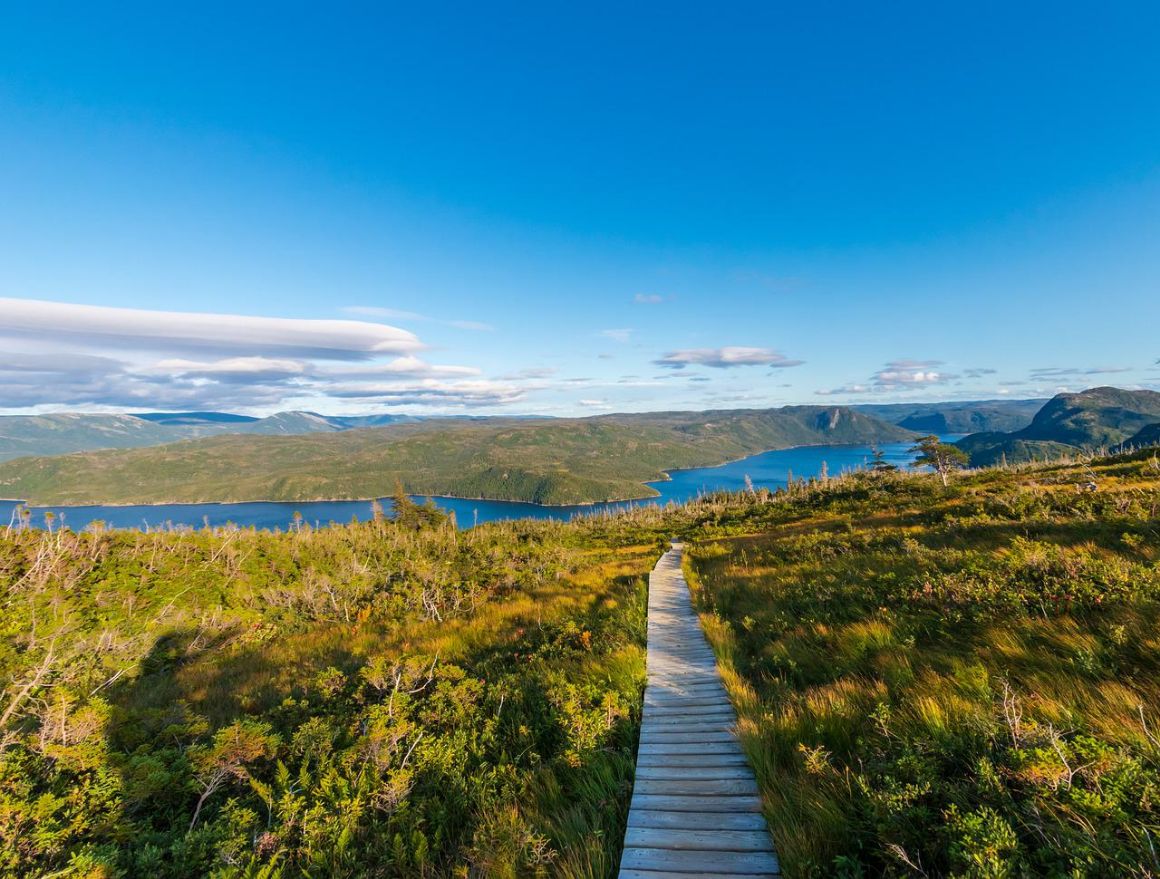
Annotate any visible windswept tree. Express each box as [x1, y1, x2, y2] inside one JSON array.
[[189, 719, 280, 831], [869, 445, 898, 476], [909, 435, 969, 486], [391, 480, 447, 529]]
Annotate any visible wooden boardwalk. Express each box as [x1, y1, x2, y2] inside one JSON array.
[[619, 542, 780, 878]]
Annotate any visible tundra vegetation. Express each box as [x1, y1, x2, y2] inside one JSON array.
[[2, 448, 1159, 877], [688, 448, 1160, 877], [0, 498, 668, 878]]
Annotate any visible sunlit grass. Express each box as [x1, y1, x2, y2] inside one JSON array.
[[689, 453, 1160, 876]]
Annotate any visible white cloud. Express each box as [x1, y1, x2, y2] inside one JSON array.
[[634, 294, 664, 304], [153, 357, 311, 382], [1030, 366, 1133, 378], [498, 366, 557, 380], [816, 359, 957, 397], [868, 360, 955, 388], [321, 356, 481, 379], [326, 378, 525, 407], [600, 328, 633, 343], [0, 297, 513, 413], [2, 298, 422, 360], [655, 346, 804, 370], [815, 384, 869, 396]]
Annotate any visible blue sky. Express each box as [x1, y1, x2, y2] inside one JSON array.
[[1, 2, 1158, 415]]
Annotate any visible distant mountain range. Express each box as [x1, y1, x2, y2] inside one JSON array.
[[955, 387, 1160, 465], [0, 399, 1042, 464], [0, 411, 426, 462], [0, 405, 913, 506], [849, 399, 1045, 434], [3, 391, 1156, 504]]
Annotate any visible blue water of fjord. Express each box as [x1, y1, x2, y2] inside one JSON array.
[[1, 439, 941, 532]]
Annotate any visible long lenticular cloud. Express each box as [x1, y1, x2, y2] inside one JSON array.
[[0, 298, 423, 360]]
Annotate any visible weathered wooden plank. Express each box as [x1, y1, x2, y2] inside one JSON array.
[[643, 712, 736, 727], [638, 729, 737, 744], [646, 687, 730, 701], [644, 702, 734, 716], [645, 693, 730, 706], [629, 793, 764, 813], [646, 681, 727, 694], [633, 776, 760, 797], [635, 765, 756, 780], [645, 690, 731, 702], [619, 847, 780, 875], [637, 740, 748, 756], [642, 711, 735, 724], [640, 721, 736, 734], [636, 758, 751, 774], [640, 714, 736, 728], [645, 703, 733, 717], [627, 809, 769, 831], [624, 826, 776, 852], [642, 717, 736, 732]]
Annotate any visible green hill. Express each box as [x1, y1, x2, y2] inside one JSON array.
[[0, 406, 913, 505], [1119, 421, 1160, 451], [957, 387, 1160, 465], [0, 411, 352, 462], [851, 398, 1044, 434]]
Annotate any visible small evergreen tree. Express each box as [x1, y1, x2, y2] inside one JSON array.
[[870, 445, 898, 476], [909, 435, 969, 487]]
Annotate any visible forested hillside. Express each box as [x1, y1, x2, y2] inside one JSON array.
[[0, 406, 912, 506], [0, 412, 426, 463], [958, 387, 1160, 466], [851, 398, 1044, 434]]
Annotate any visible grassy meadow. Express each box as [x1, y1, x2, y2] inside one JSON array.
[[686, 451, 1160, 877], [0, 500, 673, 878]]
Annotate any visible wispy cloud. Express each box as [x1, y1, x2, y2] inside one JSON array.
[[0, 297, 514, 412], [448, 320, 495, 332], [634, 294, 664, 304], [816, 359, 956, 396], [1029, 366, 1133, 378], [872, 360, 953, 387], [654, 346, 804, 370], [342, 305, 493, 332], [600, 328, 633, 343], [497, 366, 557, 381], [4, 298, 422, 360], [815, 384, 870, 396], [325, 379, 524, 407]]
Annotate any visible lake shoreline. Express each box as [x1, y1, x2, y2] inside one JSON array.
[[0, 440, 926, 531], [0, 439, 906, 510]]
